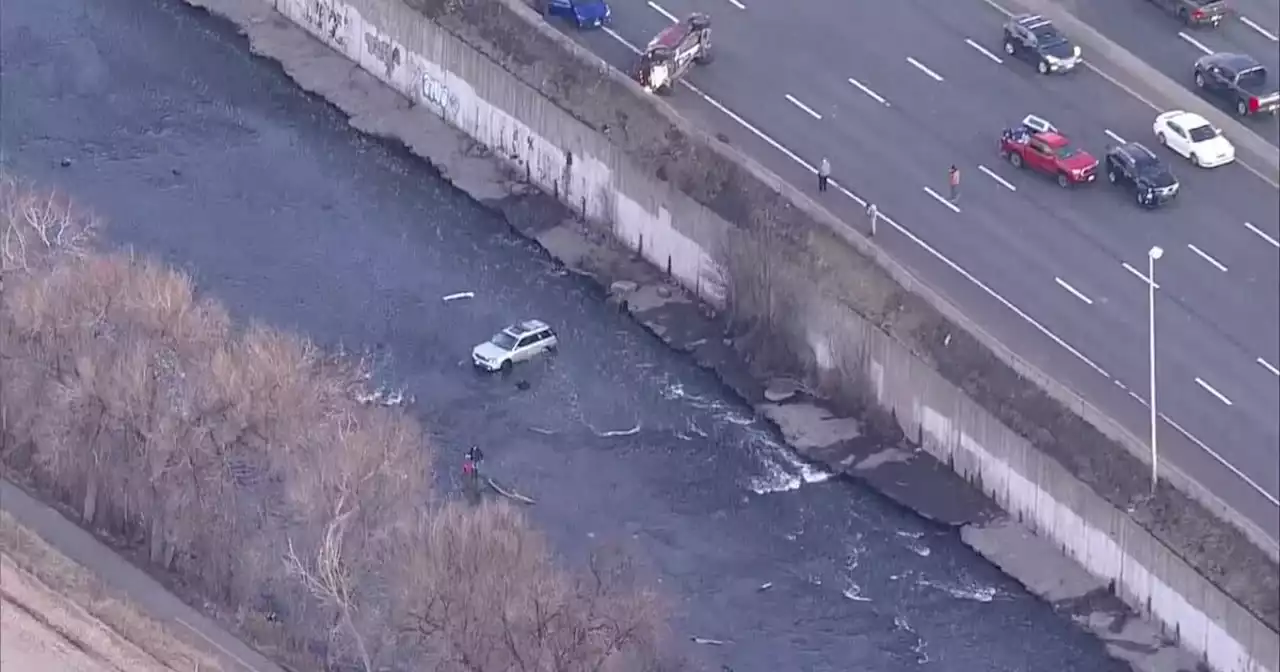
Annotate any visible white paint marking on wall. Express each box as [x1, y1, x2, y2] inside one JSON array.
[[922, 186, 960, 212], [1244, 221, 1280, 248], [1104, 129, 1126, 144], [1054, 277, 1093, 305], [647, 1, 678, 23], [784, 94, 823, 120], [1177, 31, 1215, 55], [1258, 357, 1280, 376], [1186, 243, 1228, 272], [1121, 261, 1160, 289], [1240, 16, 1279, 41], [847, 77, 890, 106], [964, 38, 1003, 63], [978, 164, 1016, 191], [906, 56, 945, 82], [1194, 377, 1234, 406]]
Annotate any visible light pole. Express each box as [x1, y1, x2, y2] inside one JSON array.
[[1147, 245, 1163, 494]]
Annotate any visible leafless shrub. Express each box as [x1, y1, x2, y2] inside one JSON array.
[[398, 501, 668, 672], [0, 172, 97, 283], [0, 179, 671, 671]]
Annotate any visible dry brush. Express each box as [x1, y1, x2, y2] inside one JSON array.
[[0, 174, 674, 671]]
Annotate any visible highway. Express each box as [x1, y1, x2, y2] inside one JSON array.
[[556, 0, 1280, 543], [1064, 0, 1280, 148]]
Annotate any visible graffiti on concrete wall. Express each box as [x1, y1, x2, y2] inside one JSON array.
[[421, 72, 459, 120], [363, 32, 401, 79], [302, 0, 349, 48]]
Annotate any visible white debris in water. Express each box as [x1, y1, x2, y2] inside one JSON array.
[[916, 576, 999, 603], [842, 584, 872, 602], [594, 423, 641, 438]]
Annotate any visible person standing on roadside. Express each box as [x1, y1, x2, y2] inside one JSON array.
[[948, 165, 960, 202], [818, 158, 831, 192]]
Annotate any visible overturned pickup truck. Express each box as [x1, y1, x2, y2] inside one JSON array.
[[634, 13, 713, 94]]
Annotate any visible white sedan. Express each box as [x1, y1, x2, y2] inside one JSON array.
[[1152, 110, 1235, 168]]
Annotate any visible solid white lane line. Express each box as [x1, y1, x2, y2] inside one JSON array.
[[784, 94, 823, 120], [1244, 221, 1280, 248], [978, 164, 1016, 191], [964, 38, 1003, 64], [847, 78, 890, 106], [906, 57, 945, 82], [1195, 377, 1234, 406], [1259, 358, 1280, 376], [1177, 31, 1215, 55], [922, 186, 960, 212], [1159, 412, 1279, 505], [1240, 16, 1279, 42], [602, 16, 1115, 404], [646, 1, 678, 22], [1104, 129, 1126, 144], [1055, 277, 1094, 305], [1187, 244, 1228, 272], [1121, 262, 1160, 289]]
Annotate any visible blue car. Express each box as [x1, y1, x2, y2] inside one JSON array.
[[545, 0, 611, 29]]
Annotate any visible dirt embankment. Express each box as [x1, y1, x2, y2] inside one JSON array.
[[0, 510, 228, 672], [406, 0, 1278, 630]]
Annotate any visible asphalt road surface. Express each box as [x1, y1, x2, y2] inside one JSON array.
[[0, 0, 1138, 669], [1064, 0, 1280, 148], [557, 0, 1280, 544]]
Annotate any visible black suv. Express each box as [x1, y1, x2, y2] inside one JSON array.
[[1105, 143, 1180, 208], [1003, 14, 1080, 74]]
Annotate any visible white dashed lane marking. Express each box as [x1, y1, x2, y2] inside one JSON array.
[[1240, 16, 1279, 41], [1187, 244, 1228, 272], [1055, 277, 1094, 305], [1104, 129, 1126, 144], [1244, 221, 1280, 248], [847, 77, 890, 106], [1195, 377, 1234, 406], [964, 38, 1003, 64], [978, 164, 1016, 191], [906, 56, 945, 82], [1177, 31, 1215, 55], [1259, 358, 1280, 377], [784, 94, 823, 120], [1121, 261, 1160, 289], [646, 1, 677, 22]]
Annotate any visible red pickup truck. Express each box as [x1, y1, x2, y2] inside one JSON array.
[[999, 127, 1098, 187]]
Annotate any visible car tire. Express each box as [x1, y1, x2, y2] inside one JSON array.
[[1009, 152, 1023, 168], [500, 360, 513, 373], [1194, 72, 1205, 88], [1157, 132, 1167, 147], [1037, 60, 1049, 75], [1236, 100, 1249, 116], [1108, 170, 1118, 184], [1190, 152, 1200, 167], [1057, 173, 1071, 188], [1003, 41, 1015, 55]]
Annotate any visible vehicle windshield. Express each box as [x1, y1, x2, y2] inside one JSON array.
[[1055, 144, 1079, 160], [1188, 124, 1218, 142], [490, 331, 519, 351], [1237, 68, 1268, 90]]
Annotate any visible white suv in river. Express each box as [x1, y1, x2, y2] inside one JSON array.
[[472, 320, 558, 372]]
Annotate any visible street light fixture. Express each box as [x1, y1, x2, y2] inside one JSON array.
[[1148, 245, 1163, 494]]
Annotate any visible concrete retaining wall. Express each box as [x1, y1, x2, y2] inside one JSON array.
[[265, 0, 1277, 670]]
